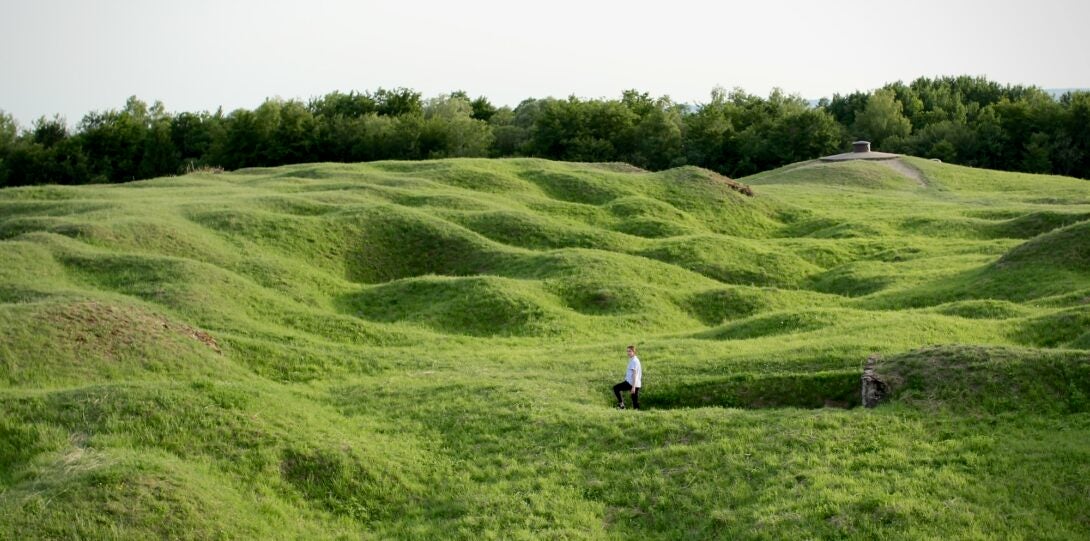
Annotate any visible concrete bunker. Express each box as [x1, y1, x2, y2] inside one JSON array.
[[819, 140, 900, 162]]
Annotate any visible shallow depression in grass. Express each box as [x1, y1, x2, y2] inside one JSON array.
[[642, 370, 862, 410]]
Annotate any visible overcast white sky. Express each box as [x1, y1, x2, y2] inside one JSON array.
[[2, 0, 1088, 127]]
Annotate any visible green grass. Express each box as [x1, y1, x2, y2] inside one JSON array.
[[2, 156, 1090, 539]]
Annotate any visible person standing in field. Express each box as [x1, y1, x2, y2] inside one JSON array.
[[613, 345, 642, 410]]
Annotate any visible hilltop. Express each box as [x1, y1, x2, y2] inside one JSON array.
[[1, 157, 1089, 539]]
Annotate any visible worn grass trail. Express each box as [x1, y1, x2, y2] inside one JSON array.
[[1, 157, 1089, 539]]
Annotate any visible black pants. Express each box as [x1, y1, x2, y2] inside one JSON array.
[[613, 381, 640, 409]]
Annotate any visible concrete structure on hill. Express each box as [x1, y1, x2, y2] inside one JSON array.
[[820, 141, 900, 162]]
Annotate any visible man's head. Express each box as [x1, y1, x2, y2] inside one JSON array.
[[626, 345, 636, 358]]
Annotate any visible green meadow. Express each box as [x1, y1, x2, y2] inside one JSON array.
[[1, 156, 1089, 539]]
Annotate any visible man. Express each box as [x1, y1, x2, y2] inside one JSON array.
[[613, 345, 642, 410]]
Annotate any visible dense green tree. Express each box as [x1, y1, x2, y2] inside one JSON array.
[[527, 97, 611, 161], [487, 99, 544, 157], [487, 107, 526, 157], [218, 109, 263, 169], [888, 120, 973, 163], [616, 91, 685, 170], [418, 95, 494, 158], [32, 116, 68, 148], [4, 79, 1090, 186], [1062, 92, 1090, 176], [0, 110, 17, 151], [2, 135, 88, 187], [685, 87, 842, 176], [0, 111, 16, 186], [908, 78, 969, 127], [448, 91, 497, 121], [883, 82, 924, 124], [991, 94, 1064, 172], [968, 106, 1008, 169], [353, 114, 400, 160], [171, 110, 224, 169], [851, 89, 912, 148], [628, 104, 684, 169], [683, 87, 740, 174], [270, 99, 317, 165], [767, 108, 845, 164], [1022, 132, 1053, 173], [308, 91, 377, 119], [139, 102, 180, 178], [374, 88, 423, 116], [470, 96, 498, 122], [79, 96, 155, 181], [821, 90, 869, 127]]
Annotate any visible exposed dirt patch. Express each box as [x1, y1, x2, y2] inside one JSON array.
[[190, 330, 222, 353], [880, 159, 929, 187], [585, 162, 648, 173], [708, 171, 756, 197], [47, 300, 221, 356]]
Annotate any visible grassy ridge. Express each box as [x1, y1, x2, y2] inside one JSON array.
[[2, 156, 1089, 539]]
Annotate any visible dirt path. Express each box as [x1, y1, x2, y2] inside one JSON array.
[[881, 158, 929, 187]]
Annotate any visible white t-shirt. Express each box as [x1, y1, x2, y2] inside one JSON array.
[[625, 356, 642, 388]]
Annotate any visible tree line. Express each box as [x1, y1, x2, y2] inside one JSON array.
[[1, 76, 1088, 187]]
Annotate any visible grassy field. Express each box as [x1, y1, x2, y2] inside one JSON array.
[[1, 156, 1088, 539]]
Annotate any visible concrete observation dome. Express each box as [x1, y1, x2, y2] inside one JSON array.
[[820, 141, 900, 162]]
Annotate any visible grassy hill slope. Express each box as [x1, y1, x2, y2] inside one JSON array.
[[2, 157, 1089, 539]]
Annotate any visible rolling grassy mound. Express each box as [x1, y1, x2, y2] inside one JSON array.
[[869, 345, 1090, 414], [2, 156, 1090, 539]]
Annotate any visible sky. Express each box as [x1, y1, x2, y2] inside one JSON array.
[[2, 0, 1089, 127]]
